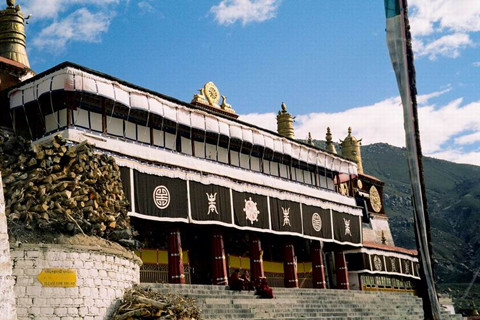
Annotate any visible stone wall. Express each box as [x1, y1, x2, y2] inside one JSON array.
[[11, 241, 141, 320], [0, 174, 17, 320]]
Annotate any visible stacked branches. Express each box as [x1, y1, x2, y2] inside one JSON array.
[[110, 285, 202, 320], [0, 129, 134, 245]]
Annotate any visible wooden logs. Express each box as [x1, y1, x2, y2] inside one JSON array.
[[0, 130, 133, 244]]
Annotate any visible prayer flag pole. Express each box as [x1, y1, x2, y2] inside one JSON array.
[[384, 0, 441, 319]]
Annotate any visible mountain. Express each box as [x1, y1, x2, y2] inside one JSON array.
[[361, 143, 480, 284], [311, 140, 480, 312]]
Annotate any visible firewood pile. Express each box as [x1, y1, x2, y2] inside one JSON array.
[[0, 129, 135, 246], [110, 285, 202, 320]]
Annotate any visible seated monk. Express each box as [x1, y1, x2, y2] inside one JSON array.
[[241, 270, 253, 291], [228, 269, 244, 291], [256, 278, 274, 299]]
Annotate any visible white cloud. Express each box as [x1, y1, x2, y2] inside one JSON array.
[[428, 149, 480, 166], [241, 90, 480, 166], [210, 0, 280, 26], [138, 1, 155, 14], [32, 8, 112, 51], [473, 62, 480, 67], [22, 0, 120, 19], [241, 112, 277, 132], [455, 132, 480, 145], [415, 33, 473, 60], [408, 0, 480, 59], [22, 0, 122, 51]]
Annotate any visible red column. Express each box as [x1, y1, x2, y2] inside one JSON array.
[[250, 237, 264, 286], [211, 232, 228, 285], [284, 243, 298, 288], [168, 228, 185, 284], [311, 241, 327, 289], [335, 251, 349, 290]]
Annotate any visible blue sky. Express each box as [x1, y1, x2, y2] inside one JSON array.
[[20, 0, 480, 166]]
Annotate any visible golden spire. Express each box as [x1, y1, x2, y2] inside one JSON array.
[[307, 132, 314, 146], [325, 127, 337, 154], [340, 127, 363, 173], [0, 0, 30, 67], [276, 102, 295, 139]]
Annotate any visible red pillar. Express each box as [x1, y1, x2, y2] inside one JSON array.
[[168, 228, 185, 284], [311, 241, 327, 289], [250, 237, 264, 286], [211, 232, 228, 285], [284, 243, 298, 288], [335, 251, 349, 290]]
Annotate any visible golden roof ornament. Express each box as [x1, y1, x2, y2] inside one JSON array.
[[276, 102, 295, 139], [325, 127, 337, 154], [0, 0, 31, 67], [307, 132, 314, 146], [340, 127, 363, 173], [220, 95, 235, 113], [191, 81, 236, 116]]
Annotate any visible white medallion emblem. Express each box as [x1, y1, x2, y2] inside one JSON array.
[[153, 185, 170, 209], [282, 207, 291, 227], [206, 193, 219, 215], [404, 261, 410, 274], [312, 213, 322, 232], [343, 218, 352, 236], [390, 258, 397, 272], [374, 255, 382, 271], [243, 197, 260, 224]]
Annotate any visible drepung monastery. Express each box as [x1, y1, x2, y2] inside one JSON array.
[[0, 1, 463, 319]]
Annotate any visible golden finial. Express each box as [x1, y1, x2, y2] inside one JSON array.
[[325, 127, 337, 154], [340, 127, 363, 173], [0, 0, 30, 67], [307, 132, 314, 146], [276, 102, 295, 139]]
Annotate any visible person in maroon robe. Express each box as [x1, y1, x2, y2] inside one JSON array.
[[241, 270, 253, 291], [228, 269, 244, 291], [256, 278, 273, 299]]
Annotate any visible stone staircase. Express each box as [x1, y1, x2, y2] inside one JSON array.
[[141, 283, 464, 320]]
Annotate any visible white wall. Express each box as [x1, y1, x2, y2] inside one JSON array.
[[11, 243, 141, 320], [0, 174, 17, 320]]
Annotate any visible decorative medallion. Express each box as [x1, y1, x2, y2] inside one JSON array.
[[369, 185, 382, 213], [243, 197, 260, 224], [343, 218, 352, 236], [312, 213, 322, 232], [204, 81, 220, 106], [373, 255, 382, 271], [390, 257, 397, 272], [206, 193, 219, 215], [153, 185, 170, 209], [357, 179, 363, 190], [404, 261, 411, 274], [282, 207, 291, 227]]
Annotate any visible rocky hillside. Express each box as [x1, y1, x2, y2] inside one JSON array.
[[361, 143, 480, 284]]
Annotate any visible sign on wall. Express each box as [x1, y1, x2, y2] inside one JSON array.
[[37, 268, 77, 287]]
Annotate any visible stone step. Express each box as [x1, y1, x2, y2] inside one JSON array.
[[142, 283, 461, 320]]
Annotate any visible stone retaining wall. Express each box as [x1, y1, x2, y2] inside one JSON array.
[[0, 174, 17, 320], [11, 242, 141, 320]]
